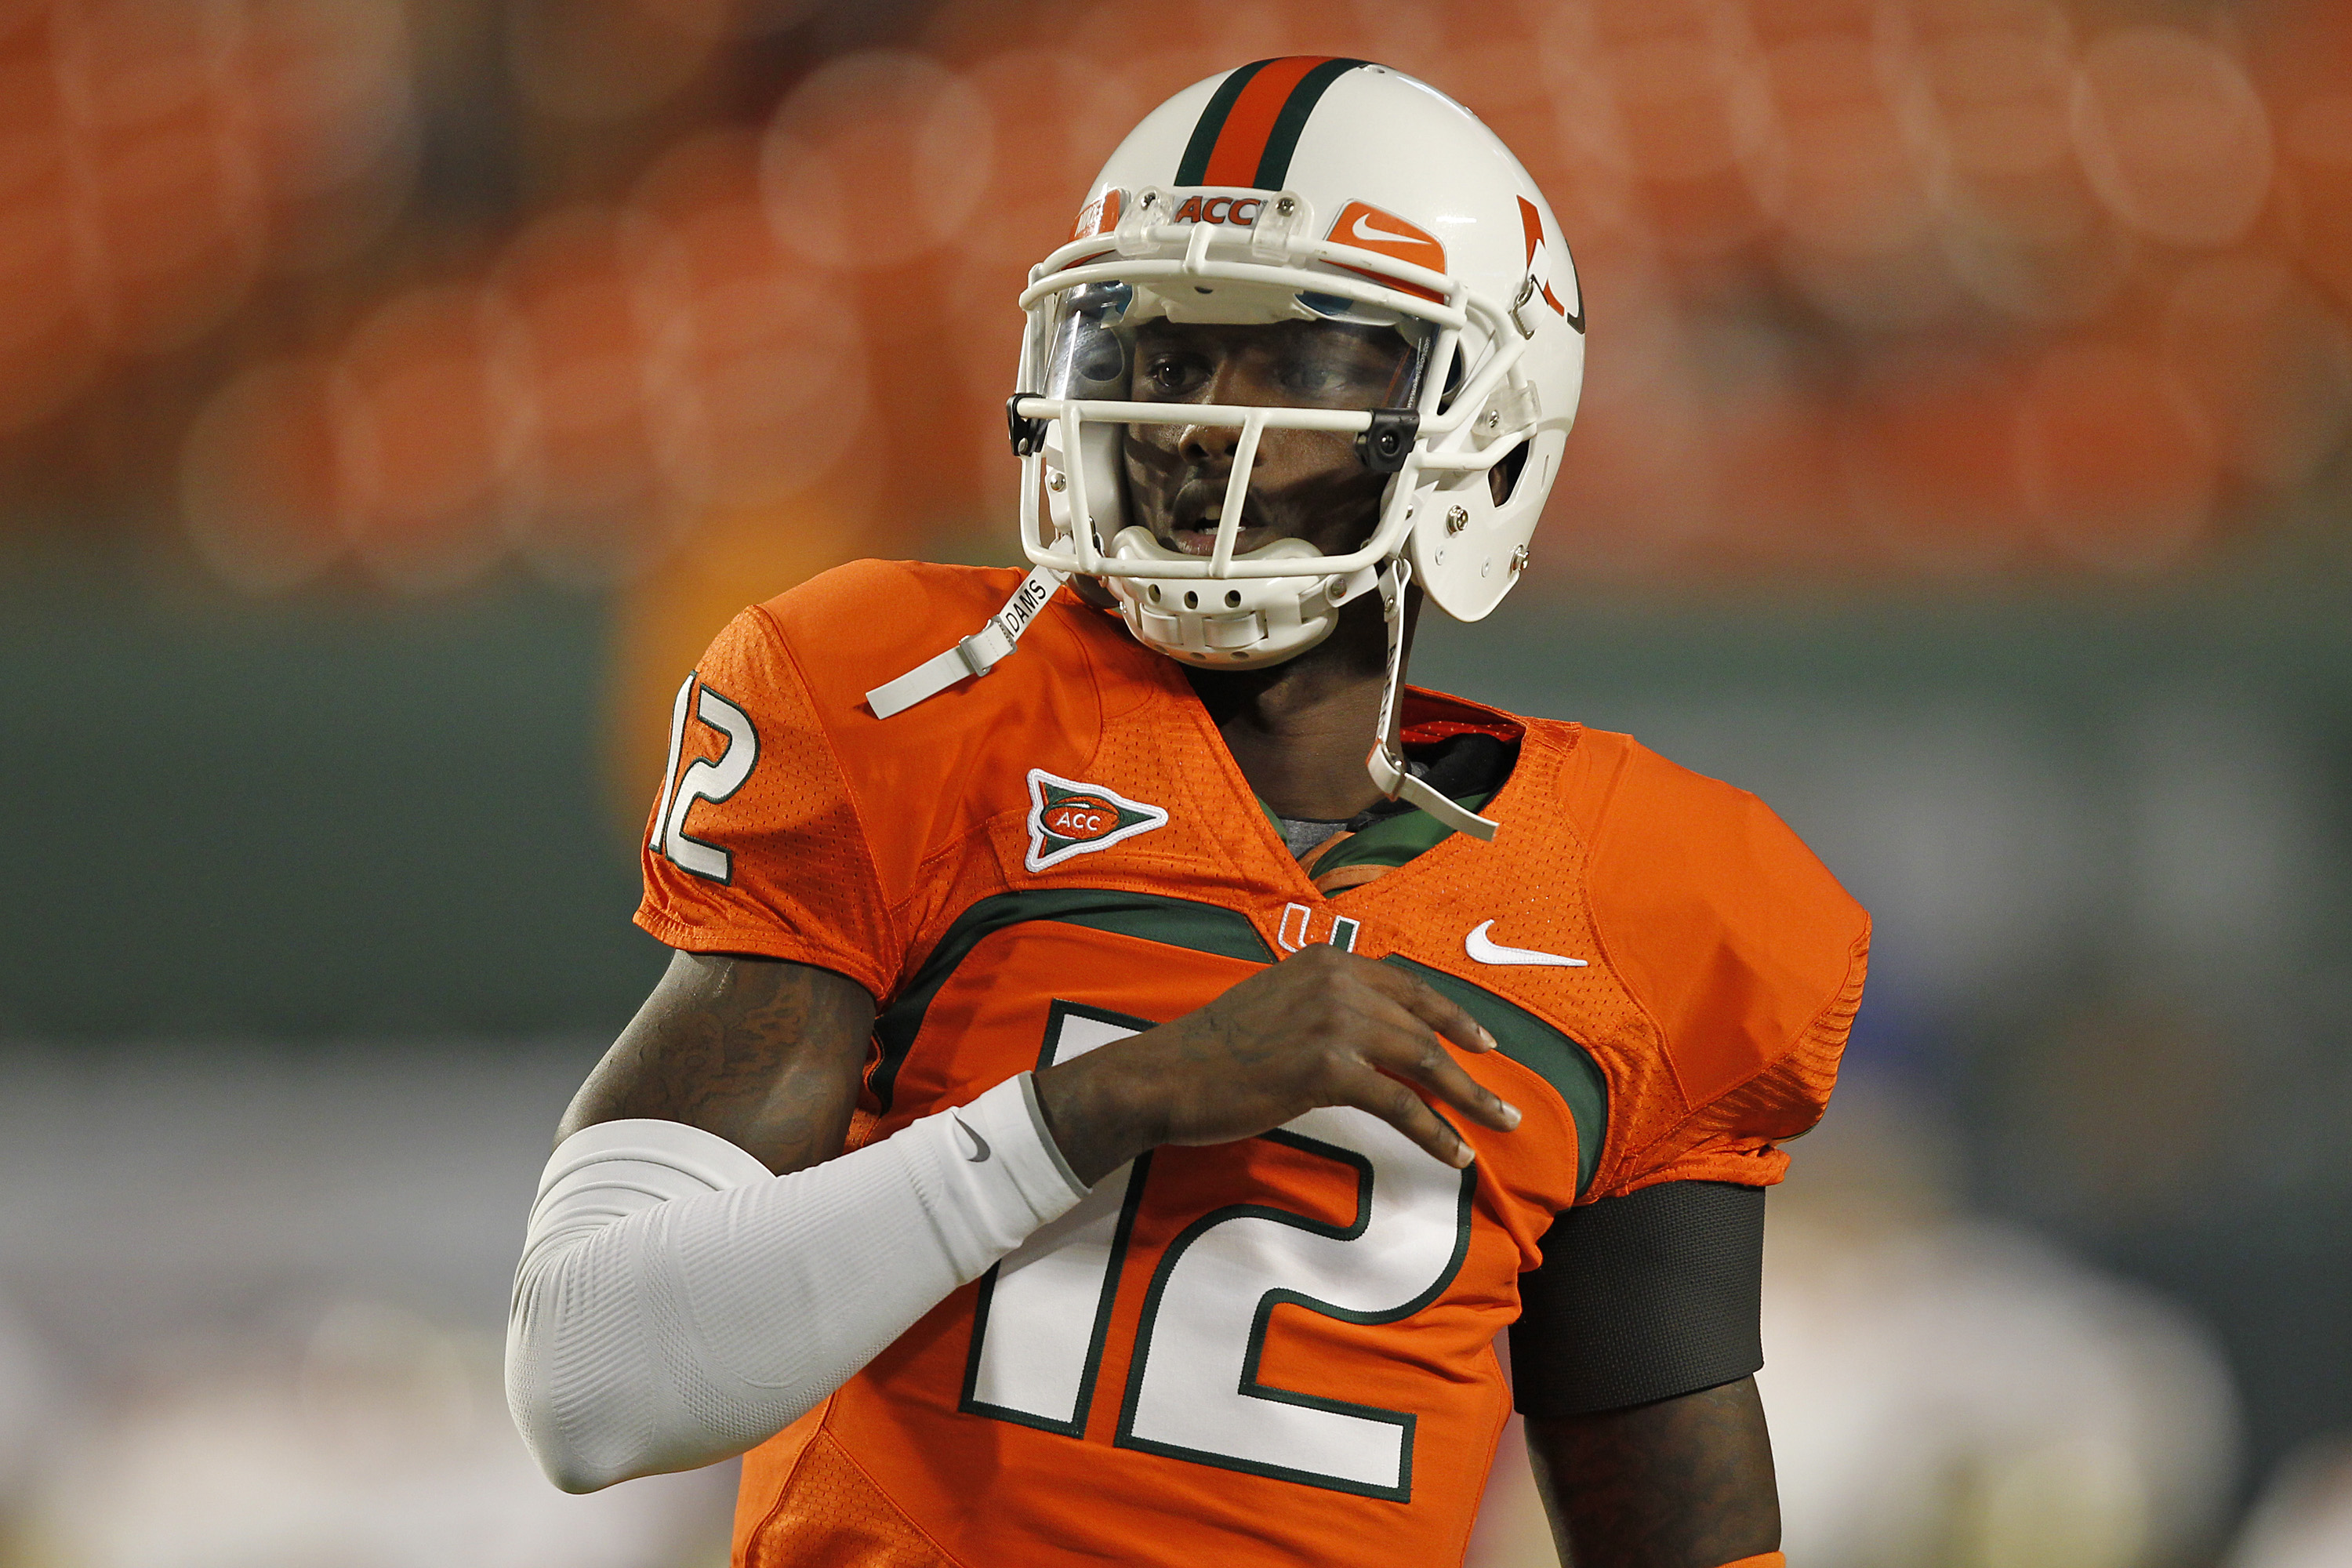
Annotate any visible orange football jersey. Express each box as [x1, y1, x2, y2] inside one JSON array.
[[635, 561, 1870, 1568]]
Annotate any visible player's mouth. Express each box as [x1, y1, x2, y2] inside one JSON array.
[[1165, 481, 1279, 557]]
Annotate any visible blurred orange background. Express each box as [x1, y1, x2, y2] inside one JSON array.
[[2, 0, 2349, 776]]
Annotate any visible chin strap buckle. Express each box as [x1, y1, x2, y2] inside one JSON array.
[[866, 564, 1068, 719]]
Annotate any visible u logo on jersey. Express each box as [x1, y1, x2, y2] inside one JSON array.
[[1025, 769, 1170, 872], [1277, 902, 1359, 953]]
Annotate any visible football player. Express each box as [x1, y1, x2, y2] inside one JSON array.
[[507, 59, 1867, 1568]]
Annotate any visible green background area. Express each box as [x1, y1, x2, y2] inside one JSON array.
[[0, 571, 661, 1038], [8, 567, 2350, 1039], [4, 562, 2351, 1486]]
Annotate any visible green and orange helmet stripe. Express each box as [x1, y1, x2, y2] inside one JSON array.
[[1173, 56, 1370, 191]]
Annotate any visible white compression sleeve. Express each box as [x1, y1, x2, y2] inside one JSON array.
[[504, 1071, 1089, 1492]]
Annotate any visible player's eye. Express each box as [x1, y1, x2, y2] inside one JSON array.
[[1140, 355, 1205, 396], [1273, 343, 1400, 404], [1277, 358, 1352, 397]]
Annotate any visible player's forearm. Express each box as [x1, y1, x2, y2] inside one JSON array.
[[1033, 1044, 1170, 1187], [1525, 1377, 1780, 1568], [505, 1073, 1088, 1491], [1033, 947, 1511, 1186]]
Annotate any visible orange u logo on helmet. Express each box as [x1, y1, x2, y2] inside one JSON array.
[[1517, 196, 1570, 321]]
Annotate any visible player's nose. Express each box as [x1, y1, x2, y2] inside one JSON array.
[[1175, 355, 1273, 465], [1177, 419, 1238, 466]]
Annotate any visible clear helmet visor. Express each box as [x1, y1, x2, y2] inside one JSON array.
[[1043, 281, 1135, 404], [1041, 279, 1430, 411], [1029, 276, 1436, 675]]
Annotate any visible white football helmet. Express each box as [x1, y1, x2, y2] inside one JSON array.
[[869, 59, 1585, 839]]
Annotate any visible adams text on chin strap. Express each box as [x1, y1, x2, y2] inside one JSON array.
[[864, 564, 1069, 719]]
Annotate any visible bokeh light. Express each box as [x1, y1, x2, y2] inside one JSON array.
[[331, 284, 519, 592], [179, 354, 344, 593], [489, 204, 683, 586], [2016, 341, 2214, 572], [2071, 27, 2272, 252], [0, 0, 414, 436], [631, 128, 871, 517]]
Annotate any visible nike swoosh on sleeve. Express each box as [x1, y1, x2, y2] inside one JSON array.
[[953, 1114, 992, 1162], [1464, 920, 1588, 967]]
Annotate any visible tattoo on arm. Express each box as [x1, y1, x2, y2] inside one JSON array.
[[559, 950, 878, 1175], [1524, 1377, 1780, 1568]]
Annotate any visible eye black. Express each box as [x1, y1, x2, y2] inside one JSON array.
[[1076, 342, 1125, 385]]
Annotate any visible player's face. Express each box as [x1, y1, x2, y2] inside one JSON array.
[[1123, 319, 1418, 558]]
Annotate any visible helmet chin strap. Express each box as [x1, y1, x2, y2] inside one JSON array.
[[1364, 557, 1500, 843], [867, 553, 1499, 846], [866, 564, 1069, 719]]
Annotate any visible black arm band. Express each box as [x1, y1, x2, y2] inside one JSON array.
[[1508, 1180, 1766, 1417]]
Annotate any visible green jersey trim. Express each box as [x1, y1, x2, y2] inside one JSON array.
[[1306, 789, 1497, 877], [871, 888, 1276, 1112], [1382, 955, 1607, 1198]]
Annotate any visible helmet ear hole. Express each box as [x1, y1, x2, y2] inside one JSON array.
[[1489, 441, 1530, 507]]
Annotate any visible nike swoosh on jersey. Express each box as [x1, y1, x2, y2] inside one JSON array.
[[1464, 920, 1588, 967], [953, 1114, 991, 1163]]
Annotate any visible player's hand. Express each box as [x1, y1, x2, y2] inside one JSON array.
[[1032, 944, 1522, 1186]]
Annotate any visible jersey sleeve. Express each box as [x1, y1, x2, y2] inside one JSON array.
[[634, 604, 900, 1000], [1583, 742, 1871, 1200]]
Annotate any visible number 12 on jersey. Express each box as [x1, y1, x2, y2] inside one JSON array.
[[960, 1000, 1476, 1500], [652, 674, 758, 884]]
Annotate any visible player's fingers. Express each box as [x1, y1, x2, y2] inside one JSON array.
[[1337, 1065, 1477, 1168], [1356, 961, 1497, 1054], [1363, 1020, 1522, 1131]]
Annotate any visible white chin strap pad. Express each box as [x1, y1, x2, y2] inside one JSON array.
[[504, 1073, 1087, 1493], [1103, 528, 1338, 670]]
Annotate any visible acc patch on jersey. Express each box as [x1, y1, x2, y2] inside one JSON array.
[[1025, 769, 1169, 871]]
